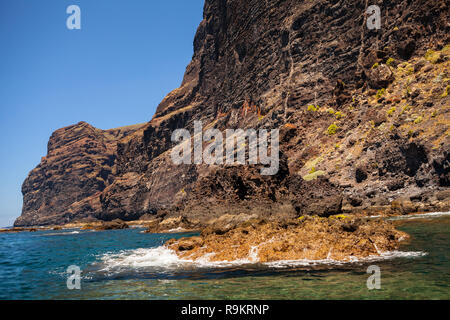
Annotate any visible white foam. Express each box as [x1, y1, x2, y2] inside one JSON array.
[[99, 247, 189, 270], [387, 211, 450, 221], [264, 250, 427, 268], [43, 230, 80, 236], [248, 246, 259, 262], [97, 245, 427, 272], [98, 245, 267, 273]]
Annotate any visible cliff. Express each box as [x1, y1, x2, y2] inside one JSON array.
[[15, 0, 449, 226], [15, 122, 144, 226]]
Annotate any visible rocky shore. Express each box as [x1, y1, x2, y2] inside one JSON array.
[[166, 215, 408, 262], [3, 211, 447, 263], [7, 0, 450, 268]]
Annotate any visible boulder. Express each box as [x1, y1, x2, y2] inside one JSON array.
[[366, 64, 394, 89], [96, 219, 129, 231], [390, 198, 419, 215], [175, 237, 204, 251], [303, 196, 343, 217]]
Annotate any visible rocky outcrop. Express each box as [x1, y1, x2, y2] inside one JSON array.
[[15, 122, 144, 226], [81, 219, 129, 231], [16, 0, 450, 226], [167, 216, 408, 262], [0, 227, 37, 233], [144, 216, 203, 233]]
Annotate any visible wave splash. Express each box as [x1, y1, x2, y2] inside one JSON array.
[[89, 210, 450, 277], [95, 245, 427, 274]]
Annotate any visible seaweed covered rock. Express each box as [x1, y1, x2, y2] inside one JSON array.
[[168, 216, 408, 263]]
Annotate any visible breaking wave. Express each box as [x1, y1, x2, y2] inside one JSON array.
[[85, 211, 450, 279], [91, 245, 427, 277], [41, 230, 81, 236]]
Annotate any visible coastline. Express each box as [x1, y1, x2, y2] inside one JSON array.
[[3, 205, 450, 233], [2, 208, 449, 264], [0, 211, 448, 300]]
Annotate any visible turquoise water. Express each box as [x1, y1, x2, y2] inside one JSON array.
[[0, 215, 448, 300]]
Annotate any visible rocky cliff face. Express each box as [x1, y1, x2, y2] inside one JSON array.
[[15, 0, 449, 226], [15, 122, 144, 226]]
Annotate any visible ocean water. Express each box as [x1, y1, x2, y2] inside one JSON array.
[[0, 213, 449, 300]]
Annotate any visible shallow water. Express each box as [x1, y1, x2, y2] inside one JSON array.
[[0, 215, 448, 300]]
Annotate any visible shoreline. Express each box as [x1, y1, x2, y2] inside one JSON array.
[[2, 210, 449, 264], [2, 208, 450, 233], [166, 215, 409, 263], [0, 215, 447, 300]]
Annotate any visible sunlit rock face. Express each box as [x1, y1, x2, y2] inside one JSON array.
[[16, 0, 450, 226]]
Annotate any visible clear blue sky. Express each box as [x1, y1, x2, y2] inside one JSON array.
[[0, 0, 204, 227]]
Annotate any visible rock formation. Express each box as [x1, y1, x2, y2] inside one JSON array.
[[167, 216, 408, 262], [15, 122, 144, 226], [15, 0, 450, 226]]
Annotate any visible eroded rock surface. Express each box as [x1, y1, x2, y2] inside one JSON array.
[[167, 216, 408, 262], [81, 219, 130, 231]]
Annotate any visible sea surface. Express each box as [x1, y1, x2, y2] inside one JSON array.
[[0, 213, 449, 300]]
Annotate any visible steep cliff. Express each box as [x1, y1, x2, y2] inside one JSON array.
[[16, 0, 449, 226], [15, 122, 144, 226]]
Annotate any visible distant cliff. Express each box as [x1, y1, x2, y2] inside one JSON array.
[[15, 0, 449, 226], [15, 122, 144, 226]]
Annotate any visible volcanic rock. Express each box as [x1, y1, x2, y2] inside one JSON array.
[[15, 0, 450, 226], [168, 216, 408, 262]]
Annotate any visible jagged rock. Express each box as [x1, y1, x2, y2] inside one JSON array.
[[366, 64, 395, 89], [144, 216, 202, 234], [174, 237, 204, 251], [168, 216, 408, 262], [96, 219, 129, 231]]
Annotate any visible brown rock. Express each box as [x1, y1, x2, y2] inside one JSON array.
[[366, 64, 394, 89], [303, 196, 343, 217], [390, 198, 419, 215], [175, 237, 204, 251], [95, 219, 129, 231], [436, 190, 450, 201], [14, 0, 449, 227], [168, 216, 408, 263]]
